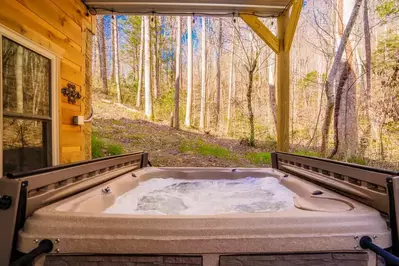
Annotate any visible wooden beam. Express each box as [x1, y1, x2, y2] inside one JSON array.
[[284, 0, 303, 52], [240, 14, 279, 54], [276, 12, 290, 152]]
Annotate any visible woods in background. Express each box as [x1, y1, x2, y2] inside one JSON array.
[[92, 0, 399, 166]]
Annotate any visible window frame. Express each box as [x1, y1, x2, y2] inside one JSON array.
[[0, 24, 59, 176]]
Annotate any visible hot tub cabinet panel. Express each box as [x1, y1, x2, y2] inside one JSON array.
[[42, 253, 370, 266]]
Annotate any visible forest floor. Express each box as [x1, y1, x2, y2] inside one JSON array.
[[92, 95, 277, 167], [92, 95, 399, 171]]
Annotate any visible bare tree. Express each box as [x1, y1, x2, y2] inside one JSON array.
[[16, 46, 23, 113], [200, 17, 207, 130], [247, 68, 256, 145], [268, 54, 277, 132], [247, 32, 258, 146], [110, 16, 115, 83], [320, 0, 363, 156], [136, 17, 144, 108], [234, 23, 268, 146], [185, 16, 193, 127], [215, 18, 222, 128], [112, 15, 121, 103], [144, 16, 153, 119], [96, 15, 108, 94], [226, 22, 235, 134], [153, 16, 160, 99], [174, 17, 181, 129], [359, 0, 372, 156], [329, 0, 360, 158], [330, 61, 357, 158]]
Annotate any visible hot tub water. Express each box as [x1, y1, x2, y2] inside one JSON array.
[[104, 177, 295, 215]]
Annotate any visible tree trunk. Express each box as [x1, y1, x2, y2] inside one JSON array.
[[331, 62, 347, 157], [174, 17, 181, 129], [330, 61, 358, 158], [96, 15, 108, 94], [110, 16, 115, 83], [206, 31, 212, 130], [359, 0, 372, 156], [136, 18, 144, 108], [112, 15, 121, 103], [169, 17, 175, 90], [215, 18, 222, 128], [330, 65, 346, 159], [291, 52, 296, 142], [156, 18, 161, 99], [320, 0, 363, 156], [226, 24, 235, 135], [200, 17, 207, 130], [31, 55, 37, 114], [185, 16, 193, 127], [247, 66, 256, 147], [153, 17, 160, 99], [16, 46, 23, 113], [330, 0, 360, 158], [379, 116, 386, 161], [144, 16, 153, 119], [268, 54, 277, 133], [134, 42, 138, 82]]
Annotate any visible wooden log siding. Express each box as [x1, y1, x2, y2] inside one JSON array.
[[0, 0, 95, 164]]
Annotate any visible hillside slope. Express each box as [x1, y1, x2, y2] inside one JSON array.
[[92, 98, 275, 167]]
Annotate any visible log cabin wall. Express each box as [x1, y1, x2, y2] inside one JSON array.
[[0, 0, 95, 164]]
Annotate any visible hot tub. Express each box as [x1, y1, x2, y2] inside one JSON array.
[[17, 167, 391, 266]]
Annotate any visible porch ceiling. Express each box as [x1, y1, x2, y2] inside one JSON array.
[[82, 0, 291, 17]]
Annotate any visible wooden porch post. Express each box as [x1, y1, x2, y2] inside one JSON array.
[[277, 12, 290, 152]]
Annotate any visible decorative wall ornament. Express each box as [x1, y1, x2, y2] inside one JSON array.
[[61, 83, 81, 104]]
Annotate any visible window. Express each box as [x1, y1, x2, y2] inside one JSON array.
[[1, 26, 58, 175]]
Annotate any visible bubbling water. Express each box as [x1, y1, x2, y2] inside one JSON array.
[[103, 177, 295, 215]]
